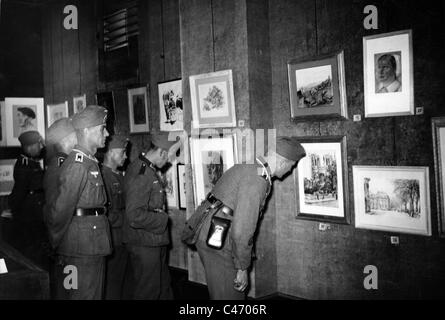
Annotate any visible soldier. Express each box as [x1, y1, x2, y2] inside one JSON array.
[[183, 136, 306, 300], [42, 117, 77, 299], [101, 134, 129, 300], [123, 132, 181, 300], [8, 130, 47, 267], [48, 105, 111, 300]]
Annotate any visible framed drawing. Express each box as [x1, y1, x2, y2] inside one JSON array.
[[363, 30, 414, 117], [73, 94, 87, 114], [96, 91, 116, 135], [47, 101, 68, 127], [353, 166, 431, 236], [127, 86, 150, 134], [0, 159, 17, 196], [177, 163, 186, 210], [4, 97, 45, 146], [190, 134, 237, 207], [432, 117, 445, 237], [189, 69, 236, 129], [288, 51, 347, 119], [0, 101, 5, 146], [158, 79, 183, 132], [161, 160, 179, 209], [294, 136, 349, 224]]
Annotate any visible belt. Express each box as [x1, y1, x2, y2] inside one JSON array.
[[74, 208, 105, 217], [206, 193, 233, 216]]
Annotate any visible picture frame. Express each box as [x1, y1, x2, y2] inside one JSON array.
[[288, 51, 348, 119], [177, 163, 186, 210], [96, 91, 116, 135], [363, 29, 414, 117], [189, 69, 237, 129], [73, 94, 87, 114], [158, 79, 183, 132], [46, 101, 68, 128], [432, 117, 445, 237], [294, 136, 350, 224], [190, 134, 237, 207], [4, 97, 45, 146], [0, 101, 6, 146], [353, 166, 431, 236], [0, 159, 17, 196], [127, 86, 150, 134], [161, 160, 179, 209]]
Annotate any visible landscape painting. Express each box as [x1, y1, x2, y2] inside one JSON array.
[[295, 65, 333, 109]]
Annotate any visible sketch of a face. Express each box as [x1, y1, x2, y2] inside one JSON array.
[[17, 111, 27, 126], [376, 55, 397, 83]]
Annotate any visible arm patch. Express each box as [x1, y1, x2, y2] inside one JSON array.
[[75, 153, 84, 163]]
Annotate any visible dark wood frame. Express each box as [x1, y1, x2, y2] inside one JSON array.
[[294, 135, 350, 224], [432, 117, 445, 237]]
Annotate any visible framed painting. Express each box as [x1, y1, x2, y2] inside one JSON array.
[[0, 159, 17, 196], [47, 101, 68, 128], [127, 86, 150, 134], [161, 160, 179, 209], [96, 91, 116, 135], [363, 30, 414, 117], [432, 117, 445, 237], [158, 79, 183, 132], [4, 97, 45, 146], [177, 163, 186, 210], [353, 166, 431, 236], [73, 94, 87, 114], [189, 69, 236, 129], [0, 101, 5, 146], [288, 51, 347, 119], [294, 136, 349, 224], [190, 134, 237, 207]]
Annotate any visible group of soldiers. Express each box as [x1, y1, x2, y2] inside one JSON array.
[[8, 104, 307, 300]]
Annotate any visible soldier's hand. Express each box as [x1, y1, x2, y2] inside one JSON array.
[[233, 269, 249, 292]]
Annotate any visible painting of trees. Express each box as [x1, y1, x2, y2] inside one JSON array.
[[203, 85, 224, 111], [393, 179, 420, 217]]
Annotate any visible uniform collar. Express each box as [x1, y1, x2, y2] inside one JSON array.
[[72, 145, 98, 162], [139, 153, 156, 169], [256, 156, 272, 186]]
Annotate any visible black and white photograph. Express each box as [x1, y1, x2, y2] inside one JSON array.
[[127, 86, 149, 133], [158, 79, 183, 131], [46, 101, 68, 127]]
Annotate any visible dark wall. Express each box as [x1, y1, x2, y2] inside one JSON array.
[[270, 0, 445, 299]]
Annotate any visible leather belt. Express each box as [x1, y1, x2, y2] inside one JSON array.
[[74, 208, 105, 217], [206, 193, 233, 216]]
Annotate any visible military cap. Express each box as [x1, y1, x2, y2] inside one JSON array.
[[17, 107, 36, 119], [46, 117, 75, 144], [150, 132, 179, 151], [106, 134, 129, 150], [275, 136, 306, 162], [18, 130, 42, 147], [71, 105, 108, 129]]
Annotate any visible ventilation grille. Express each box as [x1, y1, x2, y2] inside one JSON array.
[[103, 0, 138, 52]]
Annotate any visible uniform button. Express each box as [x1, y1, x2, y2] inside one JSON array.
[[93, 225, 97, 230], [96, 183, 99, 186]]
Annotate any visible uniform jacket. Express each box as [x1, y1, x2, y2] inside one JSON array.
[[101, 165, 125, 247], [197, 161, 271, 270], [8, 154, 44, 223], [48, 145, 112, 257], [123, 154, 169, 247]]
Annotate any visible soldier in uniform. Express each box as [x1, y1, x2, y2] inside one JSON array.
[[42, 117, 77, 299], [47, 105, 112, 300], [123, 132, 181, 300], [8, 131, 47, 267], [101, 134, 129, 300], [186, 136, 306, 300]]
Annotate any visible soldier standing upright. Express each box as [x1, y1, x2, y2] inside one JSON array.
[[47, 105, 112, 299]]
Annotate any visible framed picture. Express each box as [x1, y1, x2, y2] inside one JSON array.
[[189, 69, 236, 129], [73, 94, 87, 114], [96, 91, 116, 135], [177, 163, 186, 210], [161, 160, 179, 208], [190, 134, 237, 207], [47, 101, 68, 127], [432, 117, 445, 237], [127, 86, 150, 134], [294, 136, 349, 224], [288, 51, 347, 119], [0, 101, 6, 146], [0, 159, 17, 196], [4, 97, 45, 146], [363, 30, 414, 117], [353, 166, 431, 236], [158, 79, 183, 132]]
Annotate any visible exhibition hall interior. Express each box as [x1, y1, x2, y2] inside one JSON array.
[[0, 0, 444, 300]]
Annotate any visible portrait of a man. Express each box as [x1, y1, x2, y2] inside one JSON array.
[[375, 52, 402, 94]]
